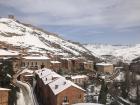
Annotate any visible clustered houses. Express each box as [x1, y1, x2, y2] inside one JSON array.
[[35, 68, 85, 105], [0, 88, 11, 105], [0, 41, 95, 74], [0, 43, 98, 105], [60, 57, 94, 73]]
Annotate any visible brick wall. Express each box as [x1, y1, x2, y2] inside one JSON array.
[[56, 86, 85, 105], [96, 65, 114, 74], [0, 90, 9, 105]]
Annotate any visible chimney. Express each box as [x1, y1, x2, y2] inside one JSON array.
[[63, 81, 66, 85], [55, 85, 58, 89]]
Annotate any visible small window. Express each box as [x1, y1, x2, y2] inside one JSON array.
[[27, 62, 29, 65], [64, 96, 68, 102], [79, 94, 81, 99]]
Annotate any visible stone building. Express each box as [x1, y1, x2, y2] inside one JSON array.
[[8, 15, 16, 20], [96, 63, 114, 74], [49, 77, 85, 105], [22, 56, 50, 70], [61, 57, 82, 72]]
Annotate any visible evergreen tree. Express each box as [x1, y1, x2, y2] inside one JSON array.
[[121, 82, 128, 99], [98, 80, 108, 104], [136, 83, 140, 105], [0, 59, 17, 105], [0, 60, 13, 87]]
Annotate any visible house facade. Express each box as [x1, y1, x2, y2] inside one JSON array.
[[83, 61, 94, 71], [96, 63, 114, 74], [22, 56, 50, 70], [61, 57, 84, 72]]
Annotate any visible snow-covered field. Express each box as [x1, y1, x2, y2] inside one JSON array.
[[0, 18, 90, 56], [84, 44, 140, 63]]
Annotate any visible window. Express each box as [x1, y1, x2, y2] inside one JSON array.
[[26, 62, 29, 66], [78, 94, 81, 99], [64, 96, 68, 102], [22, 62, 25, 67]]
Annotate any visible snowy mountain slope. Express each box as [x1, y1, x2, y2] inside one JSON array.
[[0, 18, 92, 56], [84, 44, 140, 63]]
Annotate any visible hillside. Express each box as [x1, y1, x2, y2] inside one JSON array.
[[0, 18, 92, 57], [84, 44, 140, 63]]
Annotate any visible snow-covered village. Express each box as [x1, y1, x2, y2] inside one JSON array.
[[0, 1, 140, 105]]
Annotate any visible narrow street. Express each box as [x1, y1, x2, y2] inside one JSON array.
[[16, 81, 34, 105], [12, 70, 38, 105]]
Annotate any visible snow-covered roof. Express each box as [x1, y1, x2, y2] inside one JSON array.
[[35, 68, 53, 78], [0, 49, 19, 56], [96, 62, 113, 66], [0, 88, 11, 91], [83, 61, 93, 64], [49, 77, 85, 95], [61, 57, 78, 60], [19, 69, 34, 75], [42, 73, 61, 85], [23, 56, 50, 60], [50, 61, 61, 64], [36, 68, 62, 85], [71, 75, 88, 79], [24, 74, 33, 77]]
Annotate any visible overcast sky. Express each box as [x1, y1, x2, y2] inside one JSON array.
[[0, 0, 140, 44]]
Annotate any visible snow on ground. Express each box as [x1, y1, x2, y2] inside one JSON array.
[[16, 81, 34, 105], [85, 44, 140, 63], [16, 90, 26, 105], [114, 72, 125, 82], [0, 18, 89, 56]]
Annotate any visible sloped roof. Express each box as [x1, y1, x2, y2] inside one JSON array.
[[23, 56, 50, 60], [48, 77, 85, 95], [0, 49, 19, 56]]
